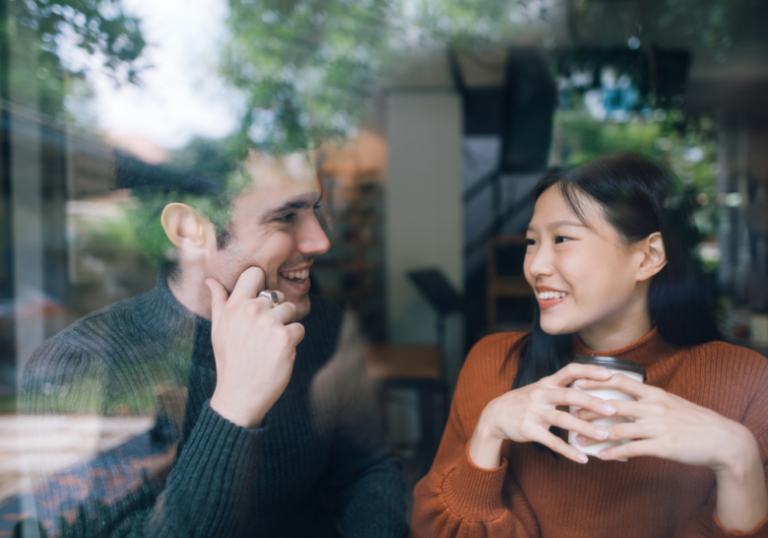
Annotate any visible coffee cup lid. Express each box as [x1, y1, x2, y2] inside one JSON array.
[[573, 355, 647, 380]]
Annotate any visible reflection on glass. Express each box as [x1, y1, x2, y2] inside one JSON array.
[[1, 0, 768, 536]]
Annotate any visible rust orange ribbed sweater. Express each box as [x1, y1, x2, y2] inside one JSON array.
[[412, 328, 768, 538]]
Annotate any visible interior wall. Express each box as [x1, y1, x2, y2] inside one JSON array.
[[385, 91, 464, 382]]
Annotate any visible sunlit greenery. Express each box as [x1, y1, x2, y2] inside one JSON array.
[[555, 97, 720, 271], [3, 0, 147, 119], [218, 0, 766, 152], [575, 0, 768, 58], [220, 0, 394, 152]]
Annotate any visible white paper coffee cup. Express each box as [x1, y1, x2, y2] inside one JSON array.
[[568, 355, 646, 462]]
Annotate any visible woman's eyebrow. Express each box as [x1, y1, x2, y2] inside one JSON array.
[[526, 219, 586, 232], [548, 219, 586, 230]]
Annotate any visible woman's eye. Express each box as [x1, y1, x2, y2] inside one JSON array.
[[526, 238, 536, 246], [554, 235, 572, 244], [314, 202, 322, 211]]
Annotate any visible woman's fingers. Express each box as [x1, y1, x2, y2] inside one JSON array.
[[544, 409, 609, 441], [605, 420, 664, 442], [597, 439, 659, 461], [531, 427, 589, 464], [548, 387, 617, 416], [549, 363, 612, 388], [572, 408, 604, 422], [575, 373, 652, 399]]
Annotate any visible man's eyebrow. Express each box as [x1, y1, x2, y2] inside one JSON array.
[[263, 200, 309, 219]]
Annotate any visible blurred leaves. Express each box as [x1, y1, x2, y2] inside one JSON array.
[[219, 0, 552, 153], [3, 0, 147, 119], [8, 0, 147, 83], [574, 0, 768, 57], [555, 96, 720, 264], [412, 0, 538, 48], [221, 0, 394, 152]]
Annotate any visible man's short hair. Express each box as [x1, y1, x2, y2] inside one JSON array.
[[115, 150, 250, 278], [115, 144, 318, 279]]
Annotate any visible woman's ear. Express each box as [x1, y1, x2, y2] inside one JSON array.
[[636, 232, 667, 282], [161, 203, 212, 257]]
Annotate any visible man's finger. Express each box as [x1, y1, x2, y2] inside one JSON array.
[[205, 278, 229, 326], [286, 322, 305, 346], [269, 301, 298, 325], [230, 267, 266, 303]]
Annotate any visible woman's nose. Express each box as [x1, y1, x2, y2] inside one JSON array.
[[526, 244, 554, 278]]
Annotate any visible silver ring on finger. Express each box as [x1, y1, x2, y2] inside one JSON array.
[[258, 290, 280, 307]]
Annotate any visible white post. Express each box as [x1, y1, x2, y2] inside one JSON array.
[[385, 90, 464, 386]]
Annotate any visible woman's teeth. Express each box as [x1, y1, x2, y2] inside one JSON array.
[[281, 269, 309, 282], [538, 291, 567, 300]]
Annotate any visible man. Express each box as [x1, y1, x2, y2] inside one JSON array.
[[20, 150, 407, 537]]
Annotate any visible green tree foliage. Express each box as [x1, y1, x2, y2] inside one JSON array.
[[221, 0, 394, 153], [2, 0, 147, 117], [555, 98, 720, 271], [219, 0, 764, 153], [412, 0, 542, 48], [573, 0, 768, 56]]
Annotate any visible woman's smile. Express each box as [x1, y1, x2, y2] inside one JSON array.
[[536, 286, 568, 309]]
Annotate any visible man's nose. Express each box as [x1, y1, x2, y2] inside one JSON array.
[[298, 213, 331, 255]]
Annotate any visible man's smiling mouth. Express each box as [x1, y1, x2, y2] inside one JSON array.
[[280, 268, 309, 283]]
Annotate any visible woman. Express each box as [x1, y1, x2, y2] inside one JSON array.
[[412, 154, 768, 538]]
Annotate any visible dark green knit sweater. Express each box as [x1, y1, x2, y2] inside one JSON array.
[[20, 276, 408, 537]]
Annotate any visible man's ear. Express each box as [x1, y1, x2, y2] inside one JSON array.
[[161, 203, 212, 257], [636, 232, 667, 282]]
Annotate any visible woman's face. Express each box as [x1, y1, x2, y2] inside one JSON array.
[[523, 185, 654, 348]]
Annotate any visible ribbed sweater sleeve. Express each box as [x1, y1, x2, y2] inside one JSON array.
[[314, 310, 409, 537], [675, 343, 768, 538], [412, 331, 768, 538], [21, 338, 268, 538], [136, 401, 267, 538], [411, 333, 540, 538]]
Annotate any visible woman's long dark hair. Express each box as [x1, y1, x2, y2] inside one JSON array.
[[512, 153, 723, 391]]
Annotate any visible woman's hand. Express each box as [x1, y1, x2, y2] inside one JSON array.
[[573, 375, 768, 532], [468, 363, 618, 469]]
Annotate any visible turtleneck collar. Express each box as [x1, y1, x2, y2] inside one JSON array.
[[572, 327, 676, 369], [133, 272, 211, 340]]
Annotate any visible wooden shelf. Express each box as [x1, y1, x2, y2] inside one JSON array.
[[364, 344, 441, 380]]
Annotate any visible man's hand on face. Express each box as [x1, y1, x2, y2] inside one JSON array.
[[206, 267, 305, 429]]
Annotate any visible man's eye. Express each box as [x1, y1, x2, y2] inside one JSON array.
[[275, 213, 297, 223], [554, 235, 572, 244]]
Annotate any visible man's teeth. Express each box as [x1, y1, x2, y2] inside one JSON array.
[[282, 269, 309, 282], [538, 291, 567, 300]]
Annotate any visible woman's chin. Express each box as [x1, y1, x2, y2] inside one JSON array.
[[539, 319, 578, 336]]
